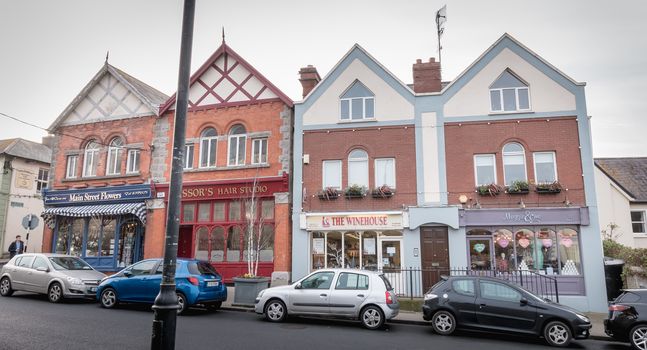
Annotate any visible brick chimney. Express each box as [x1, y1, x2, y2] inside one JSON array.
[[41, 135, 55, 149], [298, 65, 321, 98], [412, 58, 441, 93]]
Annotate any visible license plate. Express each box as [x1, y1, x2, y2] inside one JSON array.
[[89, 287, 97, 292], [207, 281, 219, 287]]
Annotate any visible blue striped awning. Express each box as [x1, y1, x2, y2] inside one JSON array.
[[42, 202, 147, 228]]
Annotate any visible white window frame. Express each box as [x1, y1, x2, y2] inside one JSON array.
[[533, 151, 558, 184], [340, 96, 375, 121], [322, 160, 342, 190], [490, 87, 531, 113], [66, 155, 78, 179], [184, 144, 194, 170], [82, 141, 100, 177], [199, 129, 218, 168], [632, 210, 646, 234], [374, 158, 396, 188], [252, 138, 268, 165], [227, 132, 247, 166], [473, 154, 497, 186], [502, 142, 527, 186], [126, 149, 140, 174], [36, 168, 49, 192], [106, 138, 123, 176]]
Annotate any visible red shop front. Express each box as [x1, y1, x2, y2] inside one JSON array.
[[156, 175, 289, 282]]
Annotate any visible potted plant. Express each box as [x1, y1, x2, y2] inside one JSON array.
[[317, 186, 340, 200], [372, 184, 395, 198], [476, 183, 502, 196], [344, 184, 367, 199], [506, 180, 530, 194], [535, 181, 562, 194]]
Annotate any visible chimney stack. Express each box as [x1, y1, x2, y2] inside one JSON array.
[[41, 135, 55, 149], [298, 65, 321, 98], [412, 57, 442, 93]]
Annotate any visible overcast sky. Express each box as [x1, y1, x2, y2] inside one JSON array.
[[0, 0, 645, 157]]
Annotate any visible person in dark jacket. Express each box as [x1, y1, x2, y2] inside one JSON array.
[[8, 235, 24, 258]]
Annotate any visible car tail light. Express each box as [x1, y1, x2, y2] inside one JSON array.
[[188, 277, 199, 286], [385, 291, 394, 305], [609, 304, 630, 312]]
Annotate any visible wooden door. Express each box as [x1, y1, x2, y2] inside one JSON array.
[[178, 226, 193, 258], [420, 227, 449, 291]]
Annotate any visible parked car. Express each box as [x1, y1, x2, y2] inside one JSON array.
[[604, 289, 647, 350], [0, 253, 106, 303], [254, 268, 399, 330], [422, 275, 591, 347], [97, 258, 226, 315]]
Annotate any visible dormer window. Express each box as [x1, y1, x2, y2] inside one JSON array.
[[489, 69, 530, 113], [340, 81, 374, 121]]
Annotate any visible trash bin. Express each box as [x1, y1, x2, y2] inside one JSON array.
[[604, 257, 625, 301]]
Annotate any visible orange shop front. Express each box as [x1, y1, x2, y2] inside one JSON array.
[[155, 175, 290, 282]]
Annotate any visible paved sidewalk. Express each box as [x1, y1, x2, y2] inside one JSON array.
[[222, 287, 610, 340]]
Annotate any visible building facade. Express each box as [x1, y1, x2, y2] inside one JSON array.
[[0, 139, 51, 257]]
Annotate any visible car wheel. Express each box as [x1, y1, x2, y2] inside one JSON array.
[[264, 299, 287, 322], [360, 305, 385, 330], [543, 320, 572, 347], [431, 310, 456, 335], [48, 282, 63, 303], [176, 293, 187, 315], [207, 301, 222, 311], [630, 324, 647, 350], [100, 288, 118, 309], [0, 277, 13, 297]]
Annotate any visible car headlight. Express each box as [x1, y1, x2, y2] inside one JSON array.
[[424, 293, 438, 301], [576, 314, 590, 323], [66, 277, 83, 285], [257, 290, 265, 299]]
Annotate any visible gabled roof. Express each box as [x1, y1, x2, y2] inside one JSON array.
[[438, 33, 585, 97], [595, 157, 647, 202], [49, 63, 169, 131], [160, 42, 293, 114], [0, 138, 51, 164]]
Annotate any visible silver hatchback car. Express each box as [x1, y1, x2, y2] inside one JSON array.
[[0, 253, 106, 303], [255, 269, 399, 329]]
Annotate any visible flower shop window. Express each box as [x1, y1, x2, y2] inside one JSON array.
[[489, 69, 530, 113], [558, 227, 581, 275], [228, 124, 247, 166], [474, 154, 497, 186], [502, 142, 527, 185], [199, 127, 218, 168], [106, 137, 123, 176], [322, 160, 342, 189], [340, 80, 375, 121], [375, 158, 395, 188], [533, 152, 557, 183], [348, 149, 369, 188], [493, 228, 514, 271]]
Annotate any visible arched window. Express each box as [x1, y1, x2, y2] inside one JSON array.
[[83, 140, 100, 177], [228, 124, 246, 166], [106, 137, 123, 175], [210, 227, 225, 263], [227, 226, 242, 262], [489, 69, 530, 112], [199, 128, 217, 168], [340, 80, 375, 120], [347, 149, 369, 188], [502, 142, 527, 185]]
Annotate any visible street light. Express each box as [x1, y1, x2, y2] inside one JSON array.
[[150, 0, 195, 349]]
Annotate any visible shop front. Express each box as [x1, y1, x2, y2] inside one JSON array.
[[42, 184, 151, 271], [156, 176, 289, 283], [460, 207, 590, 295]]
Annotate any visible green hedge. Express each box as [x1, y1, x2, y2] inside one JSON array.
[[603, 239, 647, 280]]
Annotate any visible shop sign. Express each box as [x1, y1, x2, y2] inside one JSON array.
[[44, 185, 152, 205], [157, 176, 288, 201], [460, 207, 589, 226], [306, 213, 403, 230]]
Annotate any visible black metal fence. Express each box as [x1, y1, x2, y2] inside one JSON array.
[[379, 267, 559, 303]]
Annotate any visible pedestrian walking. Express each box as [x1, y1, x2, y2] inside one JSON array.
[[8, 235, 24, 258]]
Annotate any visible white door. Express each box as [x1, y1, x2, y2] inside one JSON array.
[[379, 239, 404, 294]]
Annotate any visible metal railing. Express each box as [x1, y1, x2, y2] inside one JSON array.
[[379, 267, 559, 303]]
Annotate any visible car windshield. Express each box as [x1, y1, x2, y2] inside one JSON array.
[[49, 257, 93, 270]]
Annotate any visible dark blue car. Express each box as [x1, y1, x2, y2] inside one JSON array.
[[97, 258, 226, 314]]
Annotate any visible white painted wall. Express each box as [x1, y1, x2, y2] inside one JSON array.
[[303, 58, 414, 125], [421, 112, 440, 203], [444, 48, 576, 118]]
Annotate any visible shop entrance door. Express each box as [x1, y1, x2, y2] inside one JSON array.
[[467, 238, 494, 271], [379, 239, 404, 294], [178, 226, 193, 258], [420, 227, 449, 291]]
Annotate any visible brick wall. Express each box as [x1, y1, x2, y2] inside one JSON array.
[[302, 125, 417, 212], [444, 117, 585, 208]]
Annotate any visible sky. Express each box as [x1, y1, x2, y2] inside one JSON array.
[[0, 0, 645, 157]]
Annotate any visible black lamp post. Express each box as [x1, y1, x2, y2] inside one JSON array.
[[150, 0, 195, 349]]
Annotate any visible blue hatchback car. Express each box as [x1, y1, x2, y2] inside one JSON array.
[[97, 258, 226, 314]]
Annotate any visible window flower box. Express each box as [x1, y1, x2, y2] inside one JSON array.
[[476, 183, 502, 196], [372, 185, 395, 198], [344, 185, 367, 199], [317, 187, 340, 200], [506, 180, 530, 194], [535, 181, 562, 194]]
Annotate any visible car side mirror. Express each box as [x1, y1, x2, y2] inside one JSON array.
[[36, 266, 49, 272], [295, 282, 302, 289], [123, 270, 132, 277], [520, 298, 529, 306]]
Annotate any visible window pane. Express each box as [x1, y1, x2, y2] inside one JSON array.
[[537, 228, 558, 274], [86, 220, 99, 256], [226, 226, 241, 262], [351, 98, 363, 119], [70, 219, 84, 257], [228, 137, 238, 165], [312, 232, 326, 270], [491, 70, 527, 89], [210, 227, 225, 262], [195, 227, 209, 261], [515, 229, 535, 270], [558, 228, 581, 275], [504, 155, 526, 185], [182, 203, 195, 222], [518, 88, 529, 109], [494, 229, 514, 271], [213, 202, 225, 221], [198, 202, 210, 222], [365, 98, 374, 118], [259, 225, 274, 262], [229, 201, 242, 221], [503, 143, 524, 153], [490, 90, 502, 111], [535, 162, 556, 183], [348, 159, 368, 187], [344, 232, 360, 269], [101, 218, 116, 256], [323, 160, 342, 189], [184, 144, 194, 169], [261, 200, 274, 220], [475, 155, 495, 185], [56, 220, 70, 254], [340, 99, 350, 120], [502, 88, 517, 111], [375, 158, 395, 187], [127, 150, 140, 173], [361, 232, 377, 270], [237, 136, 246, 164], [633, 223, 645, 233], [66, 156, 77, 178], [631, 211, 644, 222], [327, 232, 342, 268]]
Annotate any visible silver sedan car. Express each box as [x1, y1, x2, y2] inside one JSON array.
[[255, 269, 399, 329], [0, 253, 106, 303]]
